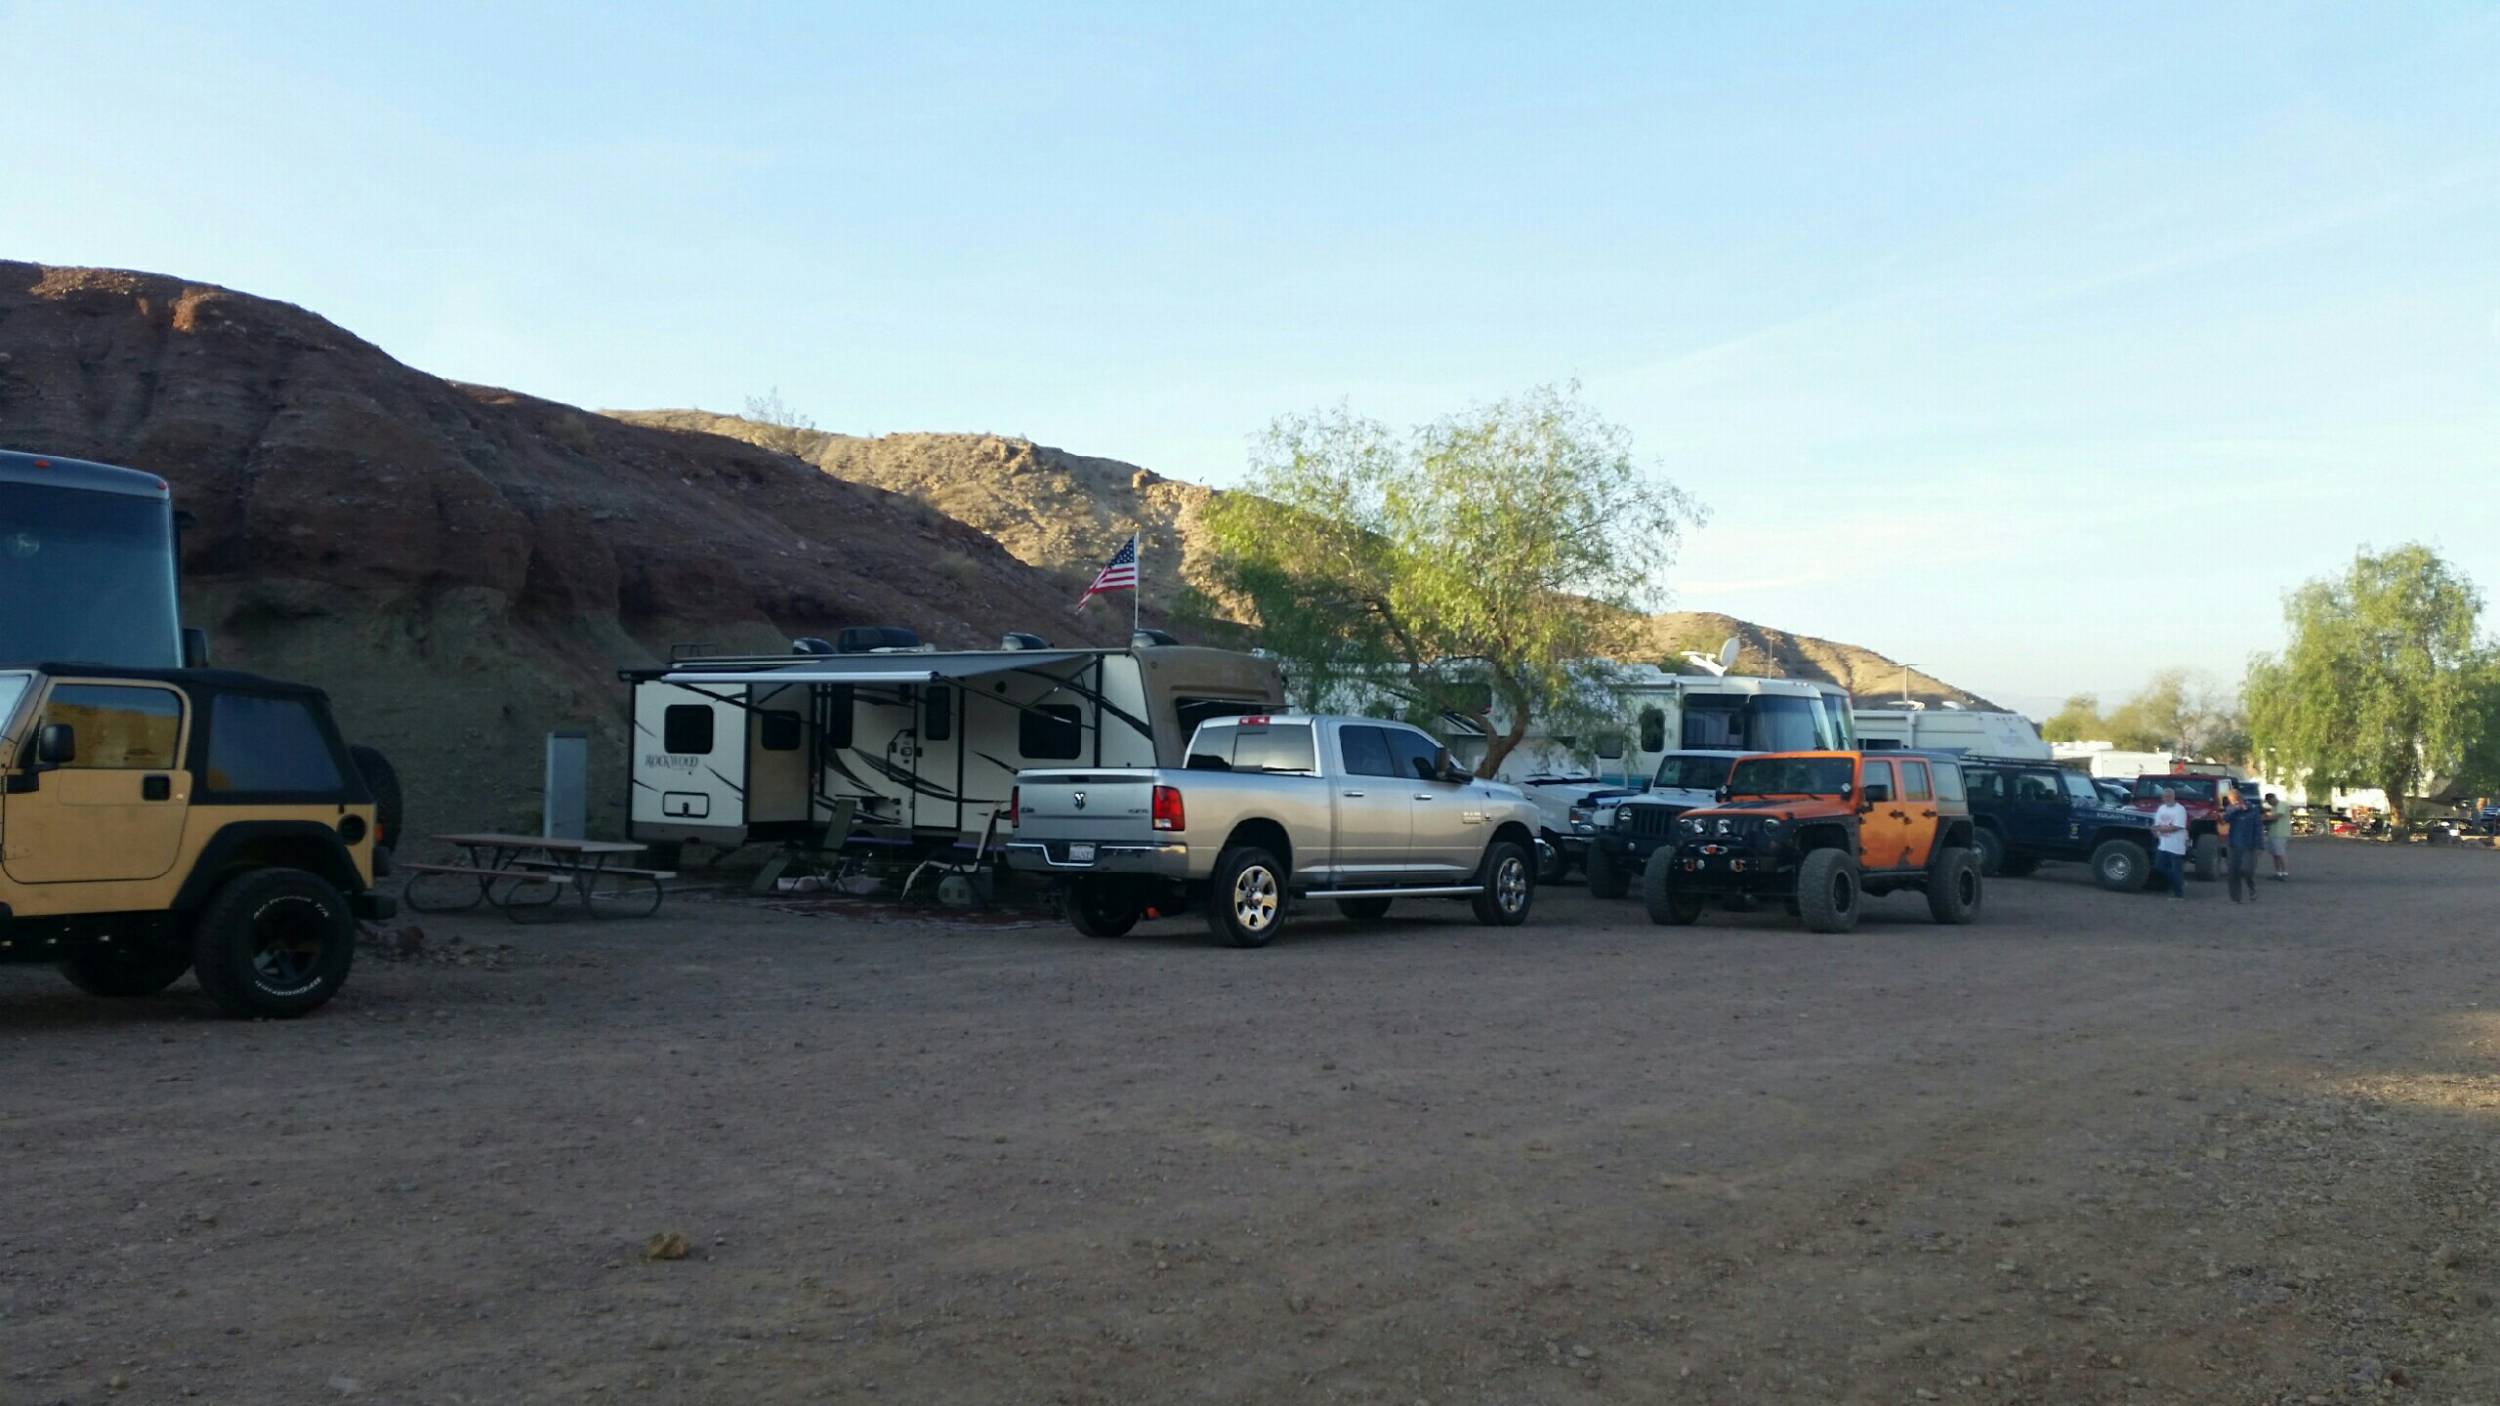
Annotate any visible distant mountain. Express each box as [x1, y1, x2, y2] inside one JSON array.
[[1641, 612, 1995, 711]]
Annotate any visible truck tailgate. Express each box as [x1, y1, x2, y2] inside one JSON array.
[[1012, 769, 1164, 859]]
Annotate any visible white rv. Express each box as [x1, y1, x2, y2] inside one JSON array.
[[622, 636, 1285, 855], [1854, 705, 2051, 761]]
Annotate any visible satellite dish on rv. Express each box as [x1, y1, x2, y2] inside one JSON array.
[[1679, 636, 1742, 677]]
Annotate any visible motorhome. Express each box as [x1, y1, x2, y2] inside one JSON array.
[[620, 632, 1285, 857], [1854, 705, 2051, 761]]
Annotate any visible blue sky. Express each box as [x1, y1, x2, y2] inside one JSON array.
[[5, 1, 2496, 713]]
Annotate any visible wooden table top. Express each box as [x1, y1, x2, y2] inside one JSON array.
[[431, 833, 647, 855]]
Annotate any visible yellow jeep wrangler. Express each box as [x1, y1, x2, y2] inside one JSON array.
[[0, 665, 393, 1017]]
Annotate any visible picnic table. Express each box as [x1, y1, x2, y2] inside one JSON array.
[[402, 833, 673, 920]]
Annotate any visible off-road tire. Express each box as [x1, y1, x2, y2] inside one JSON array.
[[1925, 846, 1982, 924], [1584, 842, 1629, 899], [1067, 877, 1141, 938], [2191, 832, 2221, 881], [2090, 838, 2148, 892], [1642, 850, 1706, 925], [189, 867, 356, 1019], [1974, 826, 2006, 877], [1796, 848, 1861, 934], [1535, 838, 1571, 885], [1336, 897, 1393, 922], [1207, 846, 1287, 948], [347, 744, 404, 855], [58, 942, 192, 998], [1471, 841, 1534, 926]]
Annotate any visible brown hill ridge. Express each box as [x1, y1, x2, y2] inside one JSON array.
[[617, 413, 1994, 711], [0, 263, 1140, 831]]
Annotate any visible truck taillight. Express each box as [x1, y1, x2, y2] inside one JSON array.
[[1008, 785, 1020, 828], [1152, 784, 1185, 832]]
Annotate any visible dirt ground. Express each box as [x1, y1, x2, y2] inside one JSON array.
[[3, 841, 2495, 1406]]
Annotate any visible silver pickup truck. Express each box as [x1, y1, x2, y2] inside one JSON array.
[[1003, 714, 1543, 946]]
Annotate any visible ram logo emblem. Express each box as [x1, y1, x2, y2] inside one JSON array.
[[1072, 791, 1087, 810]]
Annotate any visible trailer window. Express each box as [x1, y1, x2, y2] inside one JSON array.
[[759, 710, 802, 752], [1020, 704, 1083, 760], [823, 685, 854, 750], [922, 686, 953, 742], [663, 705, 714, 755], [1176, 697, 1269, 735], [1637, 707, 1666, 754]]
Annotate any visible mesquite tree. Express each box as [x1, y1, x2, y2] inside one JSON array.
[[1198, 385, 1701, 777]]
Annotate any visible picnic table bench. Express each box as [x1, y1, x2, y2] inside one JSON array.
[[403, 834, 671, 920]]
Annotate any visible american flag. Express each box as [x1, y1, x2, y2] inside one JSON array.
[[1076, 532, 1139, 607]]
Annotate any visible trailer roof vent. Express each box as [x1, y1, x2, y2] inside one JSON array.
[[791, 636, 836, 655], [1000, 632, 1051, 650], [836, 626, 922, 654], [1131, 628, 1181, 648]]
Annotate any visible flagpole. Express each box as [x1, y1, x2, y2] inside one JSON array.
[[1132, 528, 1142, 637]]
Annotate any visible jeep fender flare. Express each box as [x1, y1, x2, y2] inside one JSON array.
[[171, 822, 367, 913], [1936, 818, 1974, 851]]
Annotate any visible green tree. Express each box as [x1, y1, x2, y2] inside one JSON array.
[[1197, 386, 1702, 776], [2040, 693, 2105, 742], [2102, 668, 2246, 758], [2244, 543, 2500, 819]]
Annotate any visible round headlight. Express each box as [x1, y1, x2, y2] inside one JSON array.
[[1760, 818, 1782, 833], [1614, 807, 1632, 828], [1682, 817, 1705, 834]]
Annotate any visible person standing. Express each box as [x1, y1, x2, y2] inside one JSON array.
[[2265, 792, 2292, 881], [2222, 787, 2266, 902], [2151, 786, 2190, 899]]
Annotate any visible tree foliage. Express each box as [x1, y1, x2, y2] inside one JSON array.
[[2244, 543, 2500, 817], [1197, 386, 1702, 776], [2038, 674, 2246, 757]]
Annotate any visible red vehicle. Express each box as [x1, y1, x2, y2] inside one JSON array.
[[2125, 768, 2257, 881]]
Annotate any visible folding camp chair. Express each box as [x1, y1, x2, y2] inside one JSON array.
[[750, 797, 859, 895]]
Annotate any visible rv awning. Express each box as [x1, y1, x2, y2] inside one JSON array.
[[657, 650, 1099, 688]]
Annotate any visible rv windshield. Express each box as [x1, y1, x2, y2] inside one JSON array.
[[1728, 756, 1854, 798], [1679, 694, 1836, 752], [0, 482, 182, 668], [1652, 753, 1737, 790]]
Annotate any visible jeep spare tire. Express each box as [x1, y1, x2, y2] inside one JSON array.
[[348, 744, 404, 855], [190, 867, 356, 1019], [1795, 848, 1861, 934]]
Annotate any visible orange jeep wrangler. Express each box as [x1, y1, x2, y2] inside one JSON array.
[[1641, 750, 1981, 932]]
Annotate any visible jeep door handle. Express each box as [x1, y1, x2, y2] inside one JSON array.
[[1920, 809, 1936, 818], [1341, 789, 1365, 798], [1413, 794, 1436, 802], [1888, 809, 1907, 819]]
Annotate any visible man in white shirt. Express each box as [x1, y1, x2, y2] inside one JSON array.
[[2150, 787, 2190, 899]]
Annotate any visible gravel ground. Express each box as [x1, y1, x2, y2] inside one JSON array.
[[3, 840, 2495, 1406]]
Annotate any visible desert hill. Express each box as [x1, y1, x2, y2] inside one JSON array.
[[616, 413, 1995, 711], [0, 263, 1140, 832]]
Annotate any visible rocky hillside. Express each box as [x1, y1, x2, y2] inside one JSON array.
[[0, 263, 1139, 834], [1644, 612, 1994, 710], [612, 412, 1222, 601], [619, 413, 1996, 711]]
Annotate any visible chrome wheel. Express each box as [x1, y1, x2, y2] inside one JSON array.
[[1232, 865, 1279, 933], [1497, 855, 1529, 914]]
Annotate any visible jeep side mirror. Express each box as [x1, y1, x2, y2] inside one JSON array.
[[181, 627, 212, 668], [1714, 786, 1729, 802], [1435, 747, 1470, 784], [1862, 783, 1891, 805], [1840, 781, 1854, 799], [36, 723, 75, 766]]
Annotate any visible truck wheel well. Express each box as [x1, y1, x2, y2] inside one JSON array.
[[1798, 824, 1851, 852], [2093, 829, 2149, 851], [1222, 819, 1292, 875], [1939, 819, 1973, 850], [1491, 821, 1535, 855], [179, 834, 360, 912]]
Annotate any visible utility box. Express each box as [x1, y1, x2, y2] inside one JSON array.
[[543, 728, 589, 840]]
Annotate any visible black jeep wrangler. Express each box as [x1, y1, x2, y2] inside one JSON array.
[[1960, 758, 2158, 891]]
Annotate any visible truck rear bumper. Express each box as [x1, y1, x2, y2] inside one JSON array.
[[1003, 841, 1191, 879]]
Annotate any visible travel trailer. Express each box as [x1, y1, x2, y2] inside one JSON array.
[[1854, 705, 2052, 761], [621, 632, 1285, 856]]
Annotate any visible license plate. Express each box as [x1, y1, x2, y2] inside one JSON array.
[[1067, 843, 1096, 864]]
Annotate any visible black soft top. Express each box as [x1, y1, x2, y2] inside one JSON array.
[[16, 663, 331, 700]]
